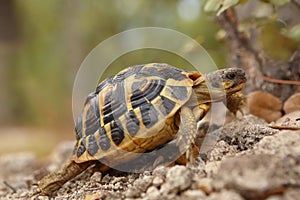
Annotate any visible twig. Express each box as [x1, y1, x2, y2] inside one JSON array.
[[269, 125, 300, 130], [262, 75, 300, 86], [3, 181, 17, 193]]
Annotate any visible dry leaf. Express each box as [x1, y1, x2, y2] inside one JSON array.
[[247, 91, 282, 122], [276, 110, 300, 124], [283, 93, 300, 114]]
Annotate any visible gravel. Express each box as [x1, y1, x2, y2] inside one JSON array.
[[1, 114, 300, 200]]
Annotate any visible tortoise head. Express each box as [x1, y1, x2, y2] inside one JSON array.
[[206, 68, 246, 95], [193, 68, 246, 103]]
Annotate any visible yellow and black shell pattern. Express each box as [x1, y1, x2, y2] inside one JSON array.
[[72, 63, 201, 167]]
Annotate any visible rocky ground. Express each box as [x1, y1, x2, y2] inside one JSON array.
[[1, 113, 300, 200]]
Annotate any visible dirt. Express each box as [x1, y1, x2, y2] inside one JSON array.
[[1, 114, 300, 200]]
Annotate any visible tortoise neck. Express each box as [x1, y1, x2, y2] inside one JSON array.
[[192, 85, 213, 104], [191, 75, 211, 103], [192, 77, 227, 104]]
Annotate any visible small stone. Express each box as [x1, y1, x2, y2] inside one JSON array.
[[133, 176, 153, 192], [161, 165, 192, 194], [143, 170, 151, 176], [19, 191, 28, 197], [265, 195, 282, 200], [85, 192, 102, 200], [141, 192, 146, 197], [0, 191, 6, 196], [127, 174, 139, 184], [152, 165, 168, 177], [146, 186, 161, 200], [125, 188, 142, 198], [152, 176, 164, 187], [196, 178, 213, 194], [206, 190, 244, 200], [204, 161, 221, 177], [90, 172, 102, 182], [101, 174, 111, 183], [37, 195, 50, 200], [181, 190, 206, 199]]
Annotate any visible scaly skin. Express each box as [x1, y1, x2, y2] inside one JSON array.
[[34, 160, 97, 196]]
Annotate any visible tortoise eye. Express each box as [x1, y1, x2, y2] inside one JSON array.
[[226, 72, 236, 80]]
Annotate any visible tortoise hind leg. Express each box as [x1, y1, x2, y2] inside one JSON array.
[[36, 160, 97, 196]]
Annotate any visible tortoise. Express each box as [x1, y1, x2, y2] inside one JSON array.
[[36, 63, 246, 196]]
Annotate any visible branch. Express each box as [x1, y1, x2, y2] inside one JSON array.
[[291, 0, 300, 10], [216, 8, 264, 92]]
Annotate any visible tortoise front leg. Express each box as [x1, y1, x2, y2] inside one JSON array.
[[139, 106, 203, 168], [192, 103, 211, 122], [175, 105, 199, 163], [175, 103, 212, 165]]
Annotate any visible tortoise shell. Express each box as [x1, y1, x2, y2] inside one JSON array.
[[73, 63, 202, 166]]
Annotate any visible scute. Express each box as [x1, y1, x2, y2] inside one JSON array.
[[159, 96, 177, 116], [87, 135, 99, 156], [76, 138, 86, 158], [135, 63, 188, 81], [125, 110, 140, 136], [167, 86, 188, 101], [130, 79, 166, 109], [75, 114, 83, 140], [73, 63, 196, 164], [84, 98, 100, 136], [110, 119, 125, 145], [99, 126, 111, 151], [140, 103, 159, 128]]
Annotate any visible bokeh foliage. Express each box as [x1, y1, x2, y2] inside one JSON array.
[[1, 0, 223, 127], [204, 0, 300, 60], [2, 0, 298, 129]]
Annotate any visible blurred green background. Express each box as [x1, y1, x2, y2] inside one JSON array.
[[0, 0, 224, 155], [1, 0, 298, 155]]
